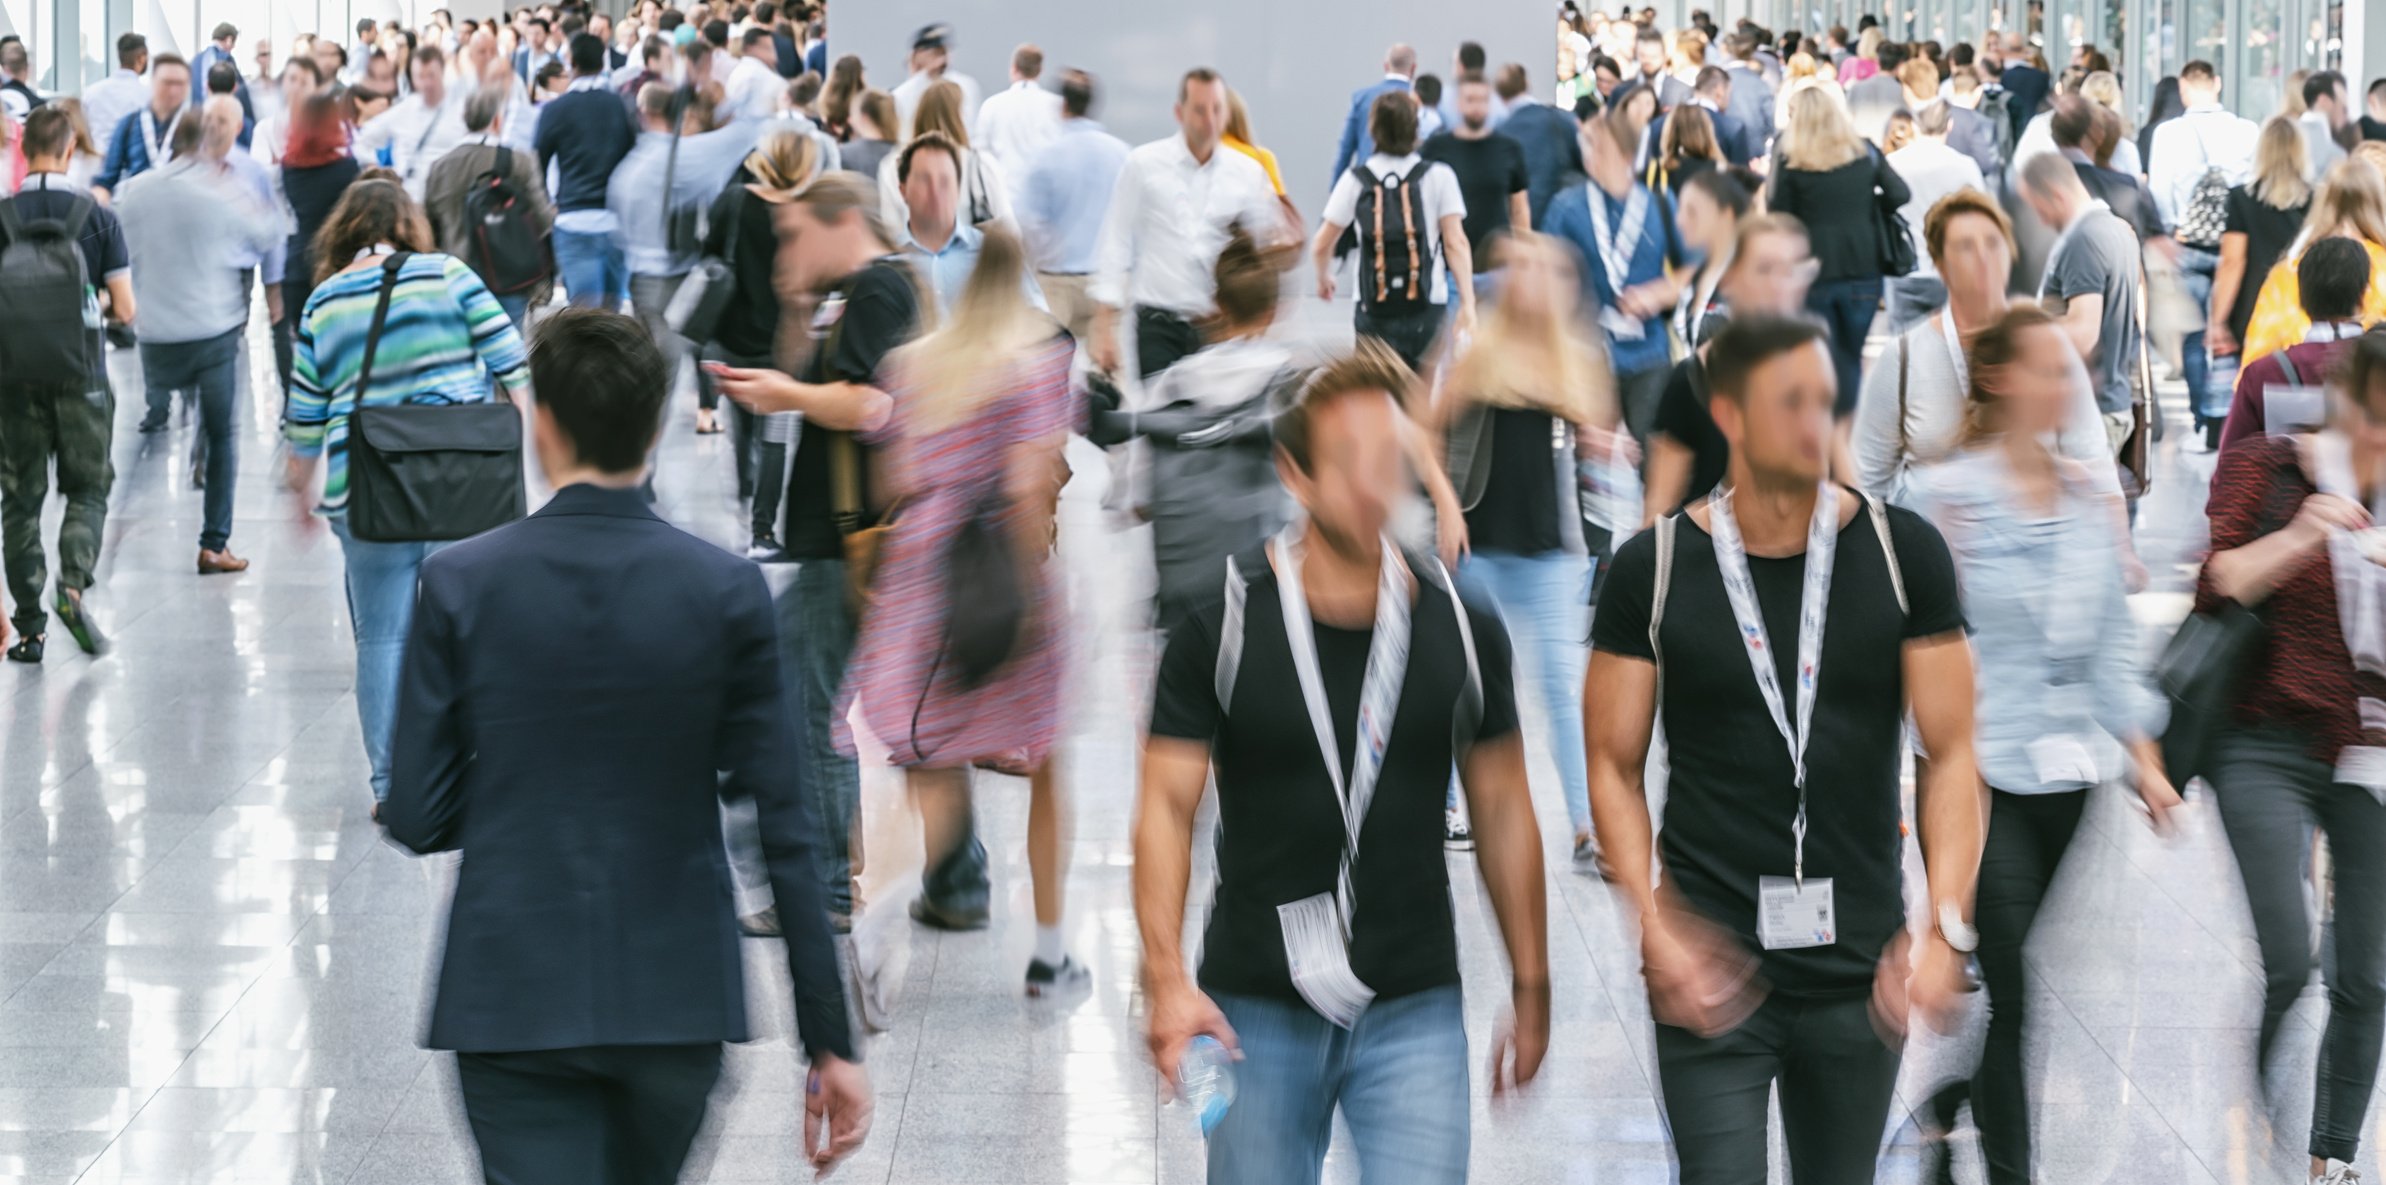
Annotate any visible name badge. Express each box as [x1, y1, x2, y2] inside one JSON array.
[[1757, 876, 1835, 950], [2026, 734, 2100, 787], [1278, 893, 1375, 1029]]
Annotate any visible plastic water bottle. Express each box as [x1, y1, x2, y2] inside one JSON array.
[[1179, 1035, 1236, 1136]]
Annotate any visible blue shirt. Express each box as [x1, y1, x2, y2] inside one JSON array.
[[1018, 118, 1131, 275], [898, 221, 1048, 314], [1542, 178, 1681, 375]]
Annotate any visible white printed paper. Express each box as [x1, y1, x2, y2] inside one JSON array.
[[1757, 876, 1836, 951], [1279, 893, 1375, 1030]]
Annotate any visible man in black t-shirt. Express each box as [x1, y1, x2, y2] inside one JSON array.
[[1421, 71, 1529, 290], [1586, 315, 1983, 1185], [1135, 341, 1548, 1184]]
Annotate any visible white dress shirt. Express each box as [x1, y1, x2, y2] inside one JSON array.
[[1091, 134, 1280, 316], [891, 69, 982, 138], [723, 54, 782, 123], [79, 68, 149, 152], [2299, 110, 2347, 184], [975, 79, 1063, 185], [2146, 104, 2259, 229], [1886, 138, 1986, 278], [355, 90, 470, 198]]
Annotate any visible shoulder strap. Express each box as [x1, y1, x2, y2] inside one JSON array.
[[1430, 554, 1485, 749], [1215, 552, 1251, 714], [354, 253, 412, 403], [493, 144, 513, 181], [1404, 159, 1434, 185], [61, 194, 94, 241], [1651, 513, 1678, 695], [1896, 335, 1910, 455], [2275, 346, 2303, 388], [1862, 491, 1909, 617], [829, 431, 863, 531]]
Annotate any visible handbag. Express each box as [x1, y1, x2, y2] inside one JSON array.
[[1873, 148, 1919, 278], [2153, 601, 2264, 787], [345, 253, 528, 543], [941, 486, 1028, 688], [829, 429, 894, 615], [669, 186, 744, 344]]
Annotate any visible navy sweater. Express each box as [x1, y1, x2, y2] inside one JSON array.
[[533, 85, 639, 214]]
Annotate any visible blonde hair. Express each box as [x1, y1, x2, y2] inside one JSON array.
[[1856, 27, 1884, 60], [1448, 233, 1614, 427], [1785, 51, 1822, 85], [1224, 87, 1255, 144], [744, 124, 823, 197], [2355, 141, 2386, 179], [2283, 69, 2311, 118], [1781, 85, 1865, 171], [2304, 157, 2386, 251], [910, 78, 969, 145], [896, 223, 1051, 431], [1897, 56, 1940, 103], [2081, 70, 2129, 134], [2252, 115, 2314, 210]]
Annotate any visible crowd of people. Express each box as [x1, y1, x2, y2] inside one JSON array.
[[2, 2, 2385, 1183]]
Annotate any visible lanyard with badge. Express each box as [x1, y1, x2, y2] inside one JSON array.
[[1587, 184, 1650, 341], [139, 106, 183, 167], [1708, 483, 1840, 950], [1271, 522, 1413, 1028]]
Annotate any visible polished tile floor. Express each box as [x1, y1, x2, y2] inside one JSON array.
[[0, 306, 2365, 1185]]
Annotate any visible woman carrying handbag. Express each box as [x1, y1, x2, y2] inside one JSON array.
[[284, 178, 532, 811]]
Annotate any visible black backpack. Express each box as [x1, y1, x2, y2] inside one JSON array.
[[0, 191, 101, 386], [461, 146, 551, 296], [1350, 161, 1437, 311]]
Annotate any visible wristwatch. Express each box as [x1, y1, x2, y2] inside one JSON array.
[[1936, 901, 1979, 954]]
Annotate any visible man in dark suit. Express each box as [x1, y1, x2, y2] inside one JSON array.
[[1846, 41, 1910, 144], [383, 309, 872, 1185], [2050, 94, 2164, 245], [1330, 41, 1416, 183], [1997, 33, 2051, 142], [1493, 62, 1584, 227]]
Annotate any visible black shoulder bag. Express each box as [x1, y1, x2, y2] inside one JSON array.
[[2154, 493, 2288, 788], [346, 253, 529, 543], [1872, 146, 1919, 278]]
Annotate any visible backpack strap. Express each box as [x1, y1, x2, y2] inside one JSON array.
[[60, 194, 93, 243], [2276, 346, 2303, 389], [1896, 334, 1910, 457], [493, 144, 513, 184], [353, 252, 412, 404], [1215, 551, 1252, 715], [1861, 490, 1909, 618]]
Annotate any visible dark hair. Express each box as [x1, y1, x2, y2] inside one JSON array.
[[1636, 25, 1664, 47], [559, 14, 585, 37], [1856, 13, 1878, 30], [1950, 41, 1975, 67], [312, 179, 433, 284], [1276, 338, 1412, 474], [1494, 62, 1528, 101], [533, 60, 566, 91], [530, 310, 670, 473], [787, 70, 822, 108], [1457, 41, 1486, 71], [2180, 58, 2218, 83], [2333, 325, 2386, 420], [1012, 44, 1042, 79], [740, 26, 772, 51], [1682, 166, 1753, 219], [1415, 73, 1442, 110], [897, 129, 963, 186], [1703, 313, 1829, 404], [207, 60, 238, 94], [656, 10, 684, 32], [150, 52, 189, 80], [1178, 66, 1222, 102], [2299, 236, 2374, 322], [2049, 93, 2095, 150], [413, 43, 443, 69], [1059, 68, 1096, 119], [527, 15, 551, 32], [1367, 89, 1418, 155], [1958, 304, 2062, 443], [568, 31, 605, 74], [641, 34, 667, 64], [701, 18, 729, 48], [753, 1, 777, 23], [1213, 223, 1280, 327], [2305, 70, 2346, 109], [356, 17, 375, 34], [1877, 41, 1910, 71], [1694, 64, 1729, 95], [21, 104, 79, 158]]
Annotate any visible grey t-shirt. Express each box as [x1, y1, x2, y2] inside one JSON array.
[[2042, 207, 2141, 415]]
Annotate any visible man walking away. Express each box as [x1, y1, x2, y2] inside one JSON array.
[[1018, 68, 1130, 344], [78, 34, 150, 160], [2300, 70, 2353, 182], [1497, 63, 1584, 227], [2148, 59, 2257, 448], [383, 309, 873, 1184], [0, 106, 134, 663], [1586, 313, 1983, 1185], [1312, 92, 1475, 370], [535, 33, 638, 311], [975, 43, 1062, 189], [1137, 340, 1549, 1184], [1330, 42, 1417, 184], [425, 88, 555, 327]]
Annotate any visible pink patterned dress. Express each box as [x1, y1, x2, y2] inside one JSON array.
[[837, 337, 1075, 769]]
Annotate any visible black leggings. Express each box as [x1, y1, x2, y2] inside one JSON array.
[[1962, 786, 2090, 1185], [1655, 991, 1901, 1184]]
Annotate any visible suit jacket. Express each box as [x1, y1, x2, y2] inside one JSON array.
[[423, 140, 557, 263], [1501, 99, 1586, 228], [1845, 75, 1906, 144], [383, 483, 854, 1061], [1332, 77, 1414, 183], [2000, 64, 2051, 140], [1722, 62, 1775, 157], [1946, 104, 2002, 177], [2070, 157, 2162, 243]]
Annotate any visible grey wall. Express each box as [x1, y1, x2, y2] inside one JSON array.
[[831, 1, 1548, 214]]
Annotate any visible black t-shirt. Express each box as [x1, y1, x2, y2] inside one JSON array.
[[1464, 407, 1565, 555], [1421, 130, 1529, 259], [1150, 556, 1520, 1004], [702, 184, 783, 359], [782, 257, 923, 559], [2223, 185, 2311, 343], [1652, 353, 1729, 512], [1589, 495, 1964, 994]]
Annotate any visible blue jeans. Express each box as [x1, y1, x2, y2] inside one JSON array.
[[495, 293, 530, 330], [553, 228, 627, 311], [1462, 550, 1593, 834], [138, 328, 242, 551], [330, 516, 446, 803], [775, 560, 861, 918], [1804, 276, 1882, 418], [1207, 985, 1470, 1184], [2179, 246, 2224, 424]]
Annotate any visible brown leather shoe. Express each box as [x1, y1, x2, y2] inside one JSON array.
[[196, 548, 250, 575]]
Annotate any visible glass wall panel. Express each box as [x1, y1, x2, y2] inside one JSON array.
[[2240, 0, 2283, 120]]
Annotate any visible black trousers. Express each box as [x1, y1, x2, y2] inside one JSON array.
[[456, 1043, 724, 1185], [1968, 786, 2089, 1185], [1353, 303, 1445, 373], [1655, 991, 1901, 1185], [1134, 306, 1203, 379]]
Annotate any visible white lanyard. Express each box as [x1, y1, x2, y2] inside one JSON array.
[[1271, 523, 1413, 939], [1708, 483, 1840, 885], [1940, 309, 1968, 393], [1586, 183, 1650, 301], [139, 106, 183, 166], [2036, 199, 2110, 300]]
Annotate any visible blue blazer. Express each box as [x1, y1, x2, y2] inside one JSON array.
[[1499, 100, 1586, 227], [1332, 76, 1414, 183], [383, 483, 854, 1062]]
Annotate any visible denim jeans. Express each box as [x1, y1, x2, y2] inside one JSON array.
[[1207, 985, 1470, 1184], [330, 517, 447, 803], [1882, 273, 1948, 335], [1805, 276, 1883, 418], [2211, 725, 2386, 1163], [139, 328, 243, 551], [495, 293, 531, 331], [1461, 550, 1593, 833], [775, 559, 864, 918], [553, 227, 627, 311], [1655, 992, 1902, 1184], [2178, 246, 2224, 425]]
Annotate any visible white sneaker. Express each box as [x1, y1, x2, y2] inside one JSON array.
[[2315, 1160, 2362, 1185], [1444, 808, 1474, 851]]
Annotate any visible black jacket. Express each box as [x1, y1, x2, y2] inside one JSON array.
[[1501, 99, 1587, 228], [1769, 149, 1911, 283], [384, 483, 854, 1062], [532, 85, 640, 214]]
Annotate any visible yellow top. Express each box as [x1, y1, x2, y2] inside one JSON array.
[[1225, 135, 1287, 197], [2242, 236, 2386, 364]]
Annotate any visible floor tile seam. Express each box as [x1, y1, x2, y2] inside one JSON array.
[[2077, 804, 2269, 983]]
